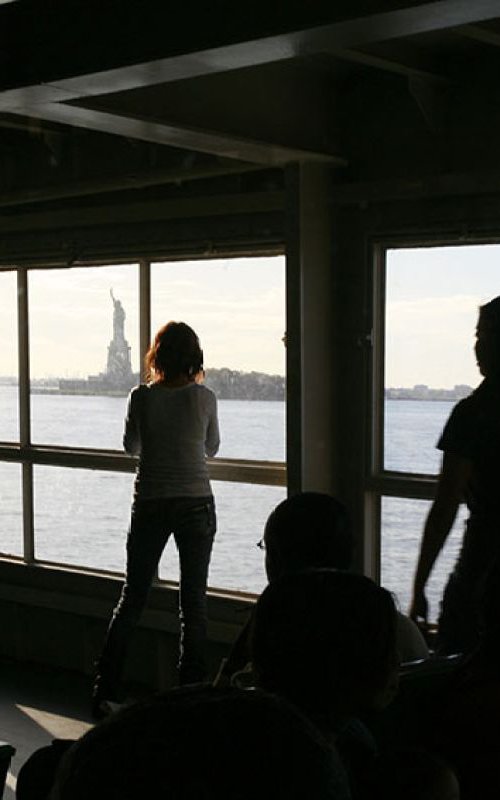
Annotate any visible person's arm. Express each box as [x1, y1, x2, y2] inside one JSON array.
[[205, 392, 220, 457], [123, 389, 141, 456], [409, 451, 471, 623]]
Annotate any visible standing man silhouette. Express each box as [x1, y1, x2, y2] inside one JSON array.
[[410, 296, 500, 654]]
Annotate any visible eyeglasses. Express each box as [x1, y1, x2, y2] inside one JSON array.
[[256, 538, 265, 550]]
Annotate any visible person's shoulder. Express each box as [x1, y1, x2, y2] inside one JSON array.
[[196, 384, 217, 401], [457, 378, 498, 408], [127, 384, 145, 400], [129, 383, 149, 399], [446, 382, 492, 426], [443, 389, 478, 426], [452, 388, 479, 413]]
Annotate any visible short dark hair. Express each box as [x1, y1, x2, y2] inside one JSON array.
[[145, 321, 203, 382], [477, 296, 500, 376], [50, 686, 348, 800], [264, 492, 353, 581], [479, 295, 500, 332]]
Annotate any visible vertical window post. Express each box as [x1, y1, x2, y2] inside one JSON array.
[[364, 245, 386, 583], [17, 269, 34, 563], [139, 259, 151, 380]]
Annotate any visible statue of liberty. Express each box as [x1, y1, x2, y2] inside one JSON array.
[[106, 289, 133, 384], [110, 289, 126, 342]]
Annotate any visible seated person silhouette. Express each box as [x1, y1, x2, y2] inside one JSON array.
[[49, 685, 351, 800], [251, 568, 400, 796], [364, 748, 459, 800], [216, 492, 427, 686]]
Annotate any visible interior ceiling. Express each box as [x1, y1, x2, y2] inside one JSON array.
[[3, 0, 500, 216]]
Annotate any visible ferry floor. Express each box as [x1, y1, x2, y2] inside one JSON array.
[[0, 658, 93, 799]]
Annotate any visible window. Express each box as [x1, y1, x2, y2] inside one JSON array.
[[1, 256, 286, 594], [0, 462, 22, 558], [29, 265, 139, 449], [159, 481, 286, 594], [380, 496, 465, 616], [376, 244, 500, 617], [152, 256, 286, 591], [34, 465, 134, 571], [0, 270, 18, 442], [151, 257, 286, 462]]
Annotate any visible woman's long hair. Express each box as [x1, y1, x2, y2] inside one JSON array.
[[145, 321, 203, 382]]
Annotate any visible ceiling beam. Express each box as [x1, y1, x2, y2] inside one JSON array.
[[0, 191, 285, 234], [0, 163, 270, 209], [1, 1, 498, 108], [9, 103, 345, 166], [0, 1, 496, 160], [453, 22, 500, 48], [329, 46, 448, 83], [332, 168, 500, 204]]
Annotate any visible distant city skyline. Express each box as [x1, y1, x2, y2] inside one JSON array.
[[1, 246, 499, 387], [0, 257, 286, 380]]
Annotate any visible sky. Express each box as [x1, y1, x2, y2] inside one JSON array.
[[0, 257, 286, 379], [385, 245, 500, 388], [1, 246, 499, 386]]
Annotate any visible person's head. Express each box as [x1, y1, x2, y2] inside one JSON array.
[[49, 685, 349, 800], [475, 296, 500, 378], [263, 492, 353, 582], [252, 569, 399, 730], [145, 321, 203, 382]]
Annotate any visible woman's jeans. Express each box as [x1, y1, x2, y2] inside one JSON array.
[[97, 495, 216, 692]]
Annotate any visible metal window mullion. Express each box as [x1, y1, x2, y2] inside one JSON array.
[[364, 245, 386, 582], [17, 269, 34, 563], [139, 259, 151, 380], [139, 259, 159, 578], [371, 245, 386, 476]]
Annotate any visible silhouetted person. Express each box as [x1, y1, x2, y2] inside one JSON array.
[[17, 740, 74, 800], [216, 493, 426, 686], [93, 322, 219, 716], [251, 569, 399, 796], [410, 296, 500, 654], [428, 556, 500, 799], [50, 686, 351, 800], [263, 492, 353, 580], [365, 748, 460, 800]]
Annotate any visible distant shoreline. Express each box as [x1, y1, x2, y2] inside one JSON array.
[[0, 367, 286, 402], [0, 377, 473, 402], [385, 385, 473, 401]]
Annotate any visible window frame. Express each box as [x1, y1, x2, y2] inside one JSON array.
[[367, 235, 500, 585], [0, 257, 286, 584]]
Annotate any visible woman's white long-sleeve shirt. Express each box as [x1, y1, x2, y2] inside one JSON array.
[[123, 382, 220, 499]]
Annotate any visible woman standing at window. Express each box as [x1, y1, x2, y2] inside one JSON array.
[[93, 322, 220, 716]]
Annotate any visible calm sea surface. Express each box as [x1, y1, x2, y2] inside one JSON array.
[[0, 385, 467, 619]]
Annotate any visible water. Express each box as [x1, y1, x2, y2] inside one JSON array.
[[382, 399, 467, 618], [0, 386, 468, 617]]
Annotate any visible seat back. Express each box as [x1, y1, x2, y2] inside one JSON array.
[[0, 742, 15, 800]]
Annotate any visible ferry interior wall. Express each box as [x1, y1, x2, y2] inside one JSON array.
[[2, 0, 500, 713]]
